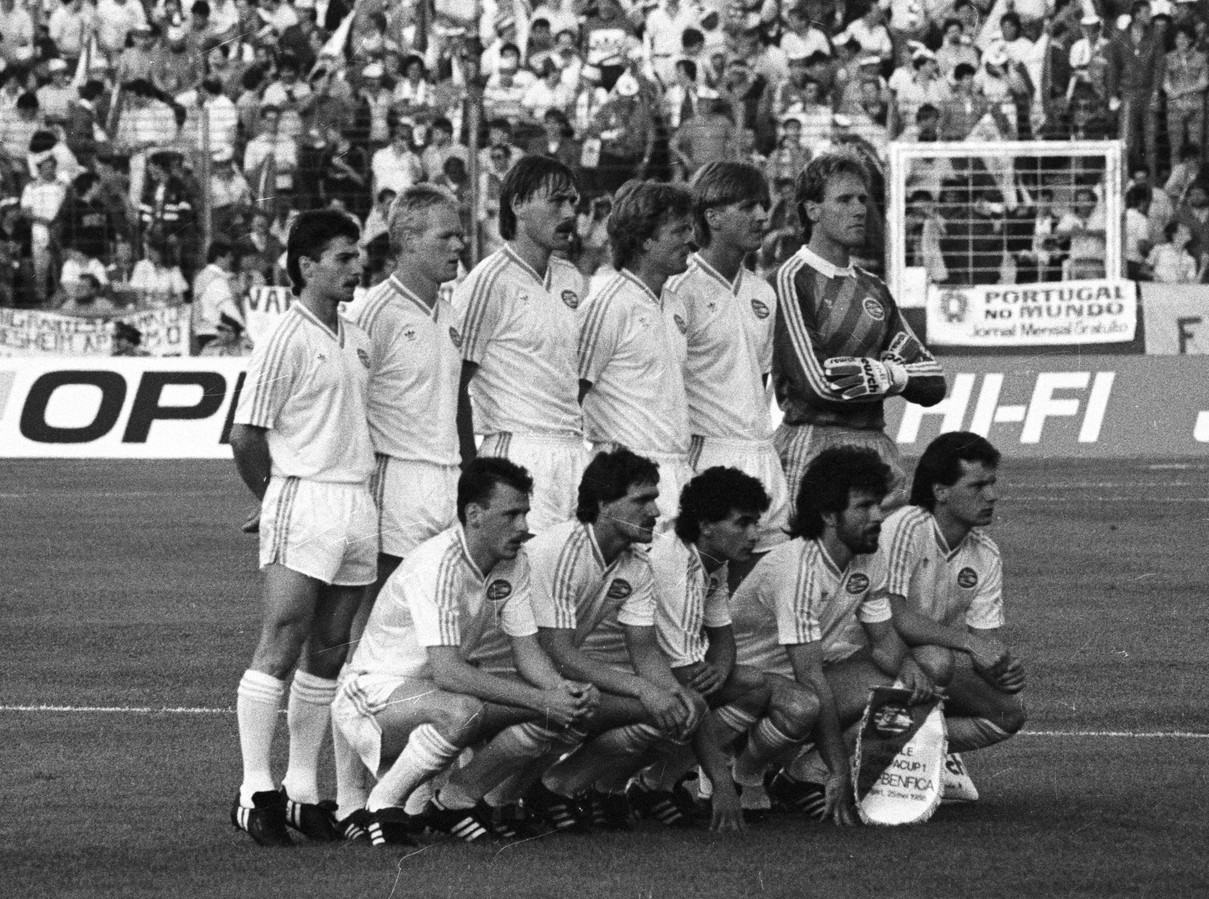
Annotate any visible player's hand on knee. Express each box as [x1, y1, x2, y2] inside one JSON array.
[[968, 635, 1009, 674], [542, 687, 583, 729], [709, 783, 746, 834], [568, 681, 601, 717], [824, 772, 858, 827], [993, 657, 1026, 694], [241, 509, 261, 533], [641, 685, 686, 734], [686, 661, 724, 696], [898, 659, 939, 705]]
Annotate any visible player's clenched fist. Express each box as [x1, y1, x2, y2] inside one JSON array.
[[823, 356, 908, 400]]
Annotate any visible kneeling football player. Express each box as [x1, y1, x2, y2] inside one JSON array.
[[881, 432, 1026, 800], [730, 447, 937, 825]]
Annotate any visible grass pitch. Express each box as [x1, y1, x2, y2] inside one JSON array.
[[4, 458, 1208, 898]]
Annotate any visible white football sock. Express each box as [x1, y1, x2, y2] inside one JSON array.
[[443, 722, 582, 806], [280, 671, 337, 804], [237, 669, 285, 806], [367, 724, 460, 812], [734, 718, 798, 787]]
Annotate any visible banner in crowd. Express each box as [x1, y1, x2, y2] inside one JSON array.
[[3, 355, 1209, 458], [925, 280, 1137, 347], [1139, 283, 1209, 355], [0, 307, 190, 357]]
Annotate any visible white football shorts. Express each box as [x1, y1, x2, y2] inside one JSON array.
[[371, 455, 459, 558], [259, 477, 377, 586]]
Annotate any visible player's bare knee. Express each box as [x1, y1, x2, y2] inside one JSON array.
[[433, 695, 486, 746], [997, 694, 1026, 734], [770, 681, 819, 739], [251, 619, 310, 678], [913, 645, 954, 686]]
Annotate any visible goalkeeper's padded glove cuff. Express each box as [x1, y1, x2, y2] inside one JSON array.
[[883, 358, 908, 395]]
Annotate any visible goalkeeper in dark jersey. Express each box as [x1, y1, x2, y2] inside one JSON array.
[[771, 151, 946, 506]]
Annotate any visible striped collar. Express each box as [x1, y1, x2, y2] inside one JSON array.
[[812, 539, 845, 580], [619, 268, 663, 309], [580, 522, 608, 571], [503, 243, 551, 290], [454, 525, 486, 583], [691, 252, 742, 295], [795, 244, 854, 280], [293, 301, 343, 345], [387, 275, 438, 319]]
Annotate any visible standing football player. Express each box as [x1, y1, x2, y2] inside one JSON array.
[[577, 179, 695, 528], [228, 210, 376, 846], [772, 151, 946, 505], [454, 155, 589, 532], [666, 161, 791, 565]]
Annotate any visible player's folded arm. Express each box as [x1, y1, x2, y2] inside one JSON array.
[[783, 641, 851, 781], [425, 644, 548, 713], [538, 626, 644, 698], [888, 594, 973, 653]]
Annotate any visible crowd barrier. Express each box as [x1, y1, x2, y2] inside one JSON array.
[[3, 355, 1208, 459]]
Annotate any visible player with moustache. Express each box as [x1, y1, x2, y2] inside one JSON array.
[[454, 155, 589, 532], [335, 185, 468, 831], [331, 458, 599, 844], [577, 180, 695, 530], [228, 210, 375, 847], [881, 432, 1026, 800], [772, 152, 946, 506], [664, 161, 792, 577], [729, 447, 938, 826]]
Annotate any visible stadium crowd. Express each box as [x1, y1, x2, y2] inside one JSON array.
[[2, 0, 1209, 347]]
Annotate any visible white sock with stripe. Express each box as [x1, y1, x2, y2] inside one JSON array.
[[545, 724, 663, 796], [733, 718, 799, 788], [237, 669, 285, 807], [367, 724, 460, 812], [442, 722, 582, 807], [281, 671, 337, 805]]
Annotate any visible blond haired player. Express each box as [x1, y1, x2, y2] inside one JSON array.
[[454, 154, 589, 532], [665, 161, 790, 556], [228, 210, 375, 847], [577, 180, 695, 528]]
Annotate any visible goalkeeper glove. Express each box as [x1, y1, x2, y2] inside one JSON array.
[[880, 332, 923, 366], [823, 356, 908, 400]]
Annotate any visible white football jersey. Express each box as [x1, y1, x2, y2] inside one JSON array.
[[349, 526, 536, 680], [882, 505, 1004, 630], [732, 538, 891, 676], [234, 303, 374, 484], [665, 253, 776, 442], [649, 534, 731, 668], [577, 269, 691, 456], [354, 275, 462, 466], [453, 245, 585, 438], [527, 519, 655, 665]]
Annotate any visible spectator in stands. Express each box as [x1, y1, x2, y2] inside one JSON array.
[[360, 187, 395, 249], [355, 63, 393, 151], [318, 127, 369, 220], [61, 172, 116, 265], [528, 107, 579, 169], [1148, 220, 1205, 282], [371, 116, 424, 196], [938, 17, 980, 79], [130, 237, 187, 307], [49, 0, 98, 68], [523, 55, 576, 122], [670, 87, 735, 179], [152, 20, 204, 96], [589, 70, 655, 193], [261, 55, 311, 144], [1175, 181, 1209, 262], [112, 320, 149, 355], [278, 0, 319, 73], [200, 306, 252, 355], [243, 105, 297, 210], [938, 62, 991, 140], [37, 59, 76, 123], [1056, 185, 1108, 279], [484, 44, 534, 121], [22, 151, 67, 303], [1124, 183, 1154, 280], [420, 117, 468, 183], [1165, 24, 1208, 172], [645, 0, 702, 87], [888, 47, 951, 139], [394, 54, 436, 122], [0, 93, 44, 179], [138, 150, 194, 247], [0, 0, 36, 69], [61, 272, 117, 314], [192, 238, 237, 351], [1107, 0, 1163, 179]]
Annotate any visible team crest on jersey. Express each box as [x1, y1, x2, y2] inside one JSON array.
[[673, 314, 687, 334], [562, 290, 580, 309], [846, 573, 870, 594], [751, 298, 770, 319], [403, 327, 417, 341], [957, 567, 978, 589], [357, 348, 370, 368], [486, 579, 513, 601], [607, 578, 632, 599], [862, 297, 886, 321], [449, 326, 463, 348]]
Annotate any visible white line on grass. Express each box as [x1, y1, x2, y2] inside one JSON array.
[[4, 706, 1209, 739]]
